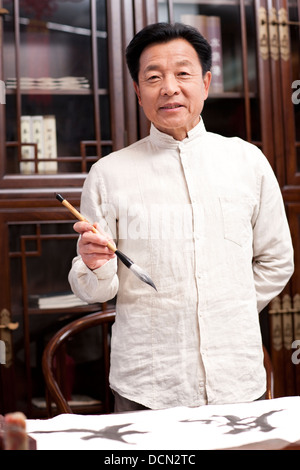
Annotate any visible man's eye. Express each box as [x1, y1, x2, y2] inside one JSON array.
[[178, 71, 189, 77], [148, 75, 160, 81]]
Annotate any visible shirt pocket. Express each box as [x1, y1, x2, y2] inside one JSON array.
[[219, 196, 254, 247]]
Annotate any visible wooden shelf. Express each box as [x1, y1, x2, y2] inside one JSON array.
[[5, 88, 108, 96], [208, 91, 256, 99]]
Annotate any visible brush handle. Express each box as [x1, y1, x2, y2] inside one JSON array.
[[57, 194, 116, 253]]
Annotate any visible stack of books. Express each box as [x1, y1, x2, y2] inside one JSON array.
[[30, 292, 90, 310], [6, 76, 90, 90], [20, 114, 58, 174]]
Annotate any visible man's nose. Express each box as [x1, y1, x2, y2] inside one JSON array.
[[160, 75, 180, 95]]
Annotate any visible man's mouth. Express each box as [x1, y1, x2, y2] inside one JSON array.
[[160, 103, 183, 110]]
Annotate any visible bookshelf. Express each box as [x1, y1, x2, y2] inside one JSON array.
[[158, 0, 300, 398]]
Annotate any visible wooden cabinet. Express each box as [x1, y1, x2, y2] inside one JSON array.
[[158, 1, 299, 175], [0, 0, 299, 416], [0, 0, 157, 417], [159, 0, 300, 397]]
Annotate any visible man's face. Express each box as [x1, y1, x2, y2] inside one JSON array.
[[134, 38, 211, 141]]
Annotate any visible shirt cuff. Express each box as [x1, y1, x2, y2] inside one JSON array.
[[93, 257, 118, 280]]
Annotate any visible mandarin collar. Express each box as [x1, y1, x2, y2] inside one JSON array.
[[149, 118, 206, 149]]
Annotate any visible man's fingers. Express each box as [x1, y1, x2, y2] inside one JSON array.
[[73, 220, 95, 235]]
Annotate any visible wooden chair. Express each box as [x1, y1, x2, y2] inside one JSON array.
[[263, 345, 274, 399], [42, 309, 116, 417]]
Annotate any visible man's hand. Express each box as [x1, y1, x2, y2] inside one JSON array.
[[73, 221, 116, 270]]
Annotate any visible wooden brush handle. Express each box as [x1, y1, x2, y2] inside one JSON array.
[[60, 197, 116, 253]]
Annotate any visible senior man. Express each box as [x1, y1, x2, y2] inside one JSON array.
[[69, 23, 294, 412]]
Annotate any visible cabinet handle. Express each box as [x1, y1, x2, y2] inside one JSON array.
[[278, 8, 291, 61], [0, 308, 19, 330], [268, 8, 280, 61], [0, 322, 19, 331], [0, 309, 15, 368], [258, 7, 269, 60]]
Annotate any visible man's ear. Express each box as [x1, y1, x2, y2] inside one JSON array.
[[133, 81, 142, 106], [203, 71, 212, 100]]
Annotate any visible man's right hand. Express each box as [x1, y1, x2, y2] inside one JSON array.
[[73, 221, 116, 271]]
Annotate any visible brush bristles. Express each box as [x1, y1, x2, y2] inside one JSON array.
[[130, 263, 157, 291]]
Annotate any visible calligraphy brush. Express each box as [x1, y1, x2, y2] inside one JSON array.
[[55, 193, 157, 291]]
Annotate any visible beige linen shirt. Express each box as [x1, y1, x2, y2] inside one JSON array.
[[69, 119, 294, 409]]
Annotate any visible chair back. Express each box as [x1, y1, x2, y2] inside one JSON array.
[[42, 309, 115, 416]]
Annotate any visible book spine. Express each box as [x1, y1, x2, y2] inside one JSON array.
[[20, 116, 35, 175], [31, 115, 45, 173], [206, 16, 224, 94], [43, 115, 58, 174]]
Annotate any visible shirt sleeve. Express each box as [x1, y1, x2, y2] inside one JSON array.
[[252, 151, 294, 313], [68, 164, 119, 303]]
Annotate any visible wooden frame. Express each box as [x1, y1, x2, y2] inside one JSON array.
[[42, 309, 116, 417]]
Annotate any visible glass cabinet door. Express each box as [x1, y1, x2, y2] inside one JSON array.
[[281, 0, 300, 185], [158, 0, 261, 147], [158, 0, 300, 186], [2, 0, 117, 184]]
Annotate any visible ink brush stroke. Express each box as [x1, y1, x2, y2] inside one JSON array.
[[55, 193, 157, 291]]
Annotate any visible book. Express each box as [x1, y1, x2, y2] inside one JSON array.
[[206, 16, 224, 93], [180, 14, 224, 94], [19, 115, 58, 174], [28, 292, 89, 309], [43, 115, 58, 174], [31, 115, 45, 173], [32, 395, 101, 409], [6, 76, 89, 90], [20, 116, 35, 174]]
